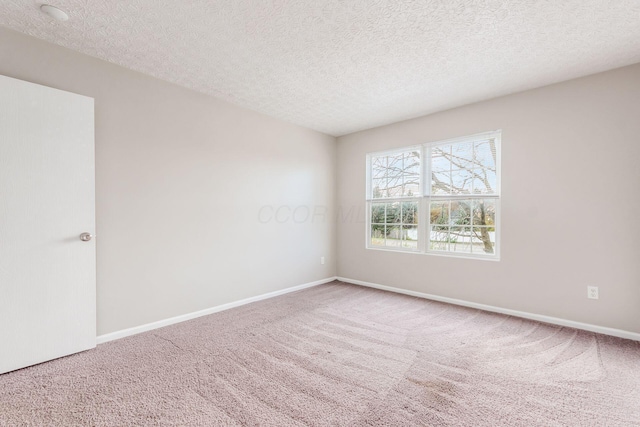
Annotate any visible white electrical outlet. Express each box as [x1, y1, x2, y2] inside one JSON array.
[[320, 256, 325, 265], [587, 286, 599, 300]]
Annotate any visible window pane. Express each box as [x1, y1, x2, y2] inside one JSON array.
[[472, 139, 497, 194], [370, 201, 419, 250], [451, 168, 474, 194], [402, 225, 418, 249], [372, 156, 387, 179], [402, 152, 420, 197], [429, 199, 496, 255], [450, 200, 471, 225], [474, 139, 497, 170], [371, 203, 386, 224], [370, 225, 386, 247], [386, 175, 404, 197], [430, 139, 498, 196], [434, 169, 479, 195], [386, 225, 401, 247], [403, 176, 420, 196], [472, 227, 495, 254], [371, 150, 420, 199], [431, 171, 451, 195], [472, 200, 496, 227], [430, 201, 449, 225], [404, 151, 421, 175], [449, 226, 472, 254], [472, 169, 497, 194], [431, 145, 451, 172], [372, 178, 386, 198], [383, 153, 407, 197], [450, 142, 474, 170], [402, 201, 418, 225], [387, 202, 401, 223], [387, 153, 403, 175], [430, 226, 449, 251]]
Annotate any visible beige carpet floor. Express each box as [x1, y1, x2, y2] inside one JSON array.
[[1, 280, 639, 426]]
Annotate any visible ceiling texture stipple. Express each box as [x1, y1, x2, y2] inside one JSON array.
[[1, 1, 639, 136]]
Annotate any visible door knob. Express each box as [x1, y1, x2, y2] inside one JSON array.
[[79, 232, 94, 242]]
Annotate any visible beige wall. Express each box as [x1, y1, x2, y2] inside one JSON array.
[[337, 63, 640, 334], [0, 28, 337, 335]]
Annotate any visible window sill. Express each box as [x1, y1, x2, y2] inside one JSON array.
[[365, 246, 500, 261]]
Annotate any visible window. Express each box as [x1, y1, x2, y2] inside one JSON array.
[[366, 131, 500, 259]]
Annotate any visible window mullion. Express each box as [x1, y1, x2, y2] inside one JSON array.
[[365, 200, 370, 248], [423, 144, 429, 198], [367, 196, 419, 203], [366, 154, 371, 199], [423, 144, 431, 253], [430, 194, 499, 200], [419, 196, 427, 253]]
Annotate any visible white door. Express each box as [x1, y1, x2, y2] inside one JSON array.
[[0, 75, 95, 374]]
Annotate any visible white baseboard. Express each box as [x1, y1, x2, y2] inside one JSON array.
[[337, 276, 640, 342], [97, 276, 337, 344]]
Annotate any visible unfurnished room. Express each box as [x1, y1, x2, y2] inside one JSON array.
[[0, 1, 639, 426]]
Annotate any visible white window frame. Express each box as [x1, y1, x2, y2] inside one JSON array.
[[366, 130, 501, 260]]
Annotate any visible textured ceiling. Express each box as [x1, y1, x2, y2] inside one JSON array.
[[1, 1, 640, 136]]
